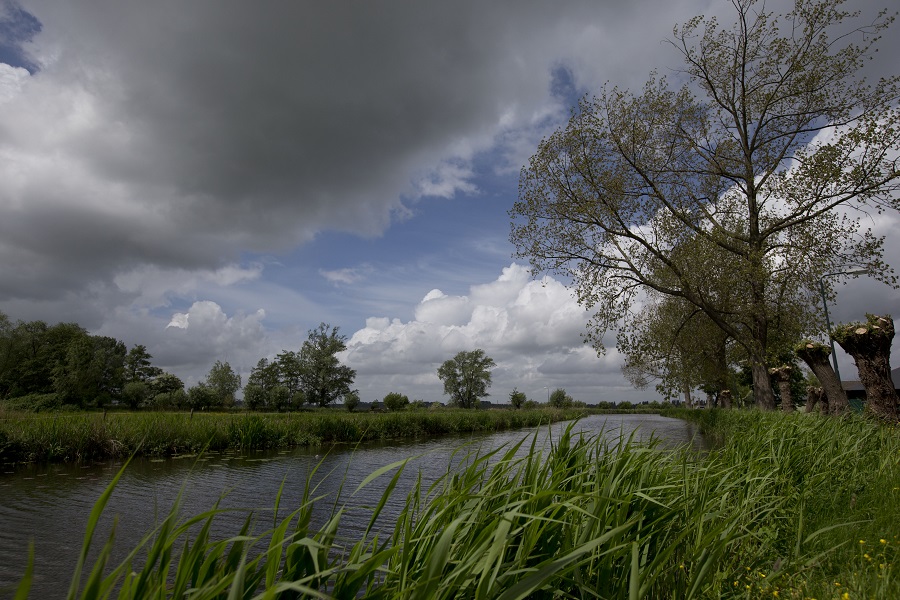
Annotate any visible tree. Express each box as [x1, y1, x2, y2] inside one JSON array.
[[187, 383, 217, 411], [53, 335, 126, 407], [298, 323, 356, 408], [509, 388, 527, 409], [795, 340, 848, 413], [833, 314, 899, 420], [150, 372, 184, 396], [245, 358, 280, 410], [548, 388, 574, 408], [437, 349, 495, 409], [273, 350, 304, 406], [383, 392, 409, 411], [122, 381, 150, 410], [620, 294, 733, 408], [343, 391, 360, 412], [510, 0, 900, 410], [6, 321, 88, 397], [124, 345, 163, 384], [205, 360, 241, 407]]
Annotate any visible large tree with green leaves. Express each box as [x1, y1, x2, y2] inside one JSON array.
[[298, 323, 356, 408], [205, 360, 241, 407], [437, 349, 496, 409], [510, 0, 900, 409]]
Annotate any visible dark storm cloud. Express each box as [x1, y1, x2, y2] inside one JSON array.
[[2, 0, 712, 304]]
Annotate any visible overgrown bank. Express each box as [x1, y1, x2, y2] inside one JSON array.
[[0, 407, 586, 465], [12, 409, 899, 599]]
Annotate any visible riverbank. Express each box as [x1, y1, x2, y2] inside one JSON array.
[[0, 407, 588, 465], [10, 409, 898, 598]]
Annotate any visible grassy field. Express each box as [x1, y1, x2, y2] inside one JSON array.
[[0, 407, 586, 464], [11, 408, 899, 599]]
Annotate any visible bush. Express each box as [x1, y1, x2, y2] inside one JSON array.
[[2, 393, 63, 412], [344, 392, 360, 412], [383, 392, 409, 411], [509, 388, 527, 409], [549, 388, 573, 408]]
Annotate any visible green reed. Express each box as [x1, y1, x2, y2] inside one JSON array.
[[0, 408, 584, 465]]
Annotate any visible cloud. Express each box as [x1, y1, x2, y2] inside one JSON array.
[[344, 264, 629, 403], [0, 0, 725, 308], [157, 300, 268, 379], [115, 263, 263, 308], [319, 266, 372, 286]]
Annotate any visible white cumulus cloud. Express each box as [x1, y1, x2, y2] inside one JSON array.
[[344, 263, 631, 404]]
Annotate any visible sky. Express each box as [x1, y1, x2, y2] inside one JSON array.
[[0, 0, 898, 406]]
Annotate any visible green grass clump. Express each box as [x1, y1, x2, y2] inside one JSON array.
[[14, 410, 900, 598], [0, 408, 584, 465]]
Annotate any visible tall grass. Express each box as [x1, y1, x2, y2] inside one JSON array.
[[14, 409, 899, 598], [0, 408, 584, 465]]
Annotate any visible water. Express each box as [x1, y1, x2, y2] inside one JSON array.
[[0, 413, 703, 597]]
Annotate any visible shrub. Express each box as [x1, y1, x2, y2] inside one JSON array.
[[383, 392, 410, 411], [509, 388, 527, 409], [344, 392, 360, 412]]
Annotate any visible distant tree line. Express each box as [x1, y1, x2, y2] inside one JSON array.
[[0, 309, 183, 410]]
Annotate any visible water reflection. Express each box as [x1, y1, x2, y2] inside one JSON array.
[[0, 413, 703, 597]]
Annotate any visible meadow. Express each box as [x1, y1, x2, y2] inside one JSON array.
[[0, 407, 585, 464], [11, 408, 899, 599]]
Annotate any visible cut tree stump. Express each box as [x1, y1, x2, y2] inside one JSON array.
[[795, 341, 848, 415], [833, 314, 899, 421]]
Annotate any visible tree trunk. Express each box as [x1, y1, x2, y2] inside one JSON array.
[[750, 358, 777, 410], [769, 366, 794, 412], [719, 389, 733, 409], [796, 341, 848, 415], [833, 315, 899, 421], [681, 383, 693, 409], [805, 386, 825, 413]]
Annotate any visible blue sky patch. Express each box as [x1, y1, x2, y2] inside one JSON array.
[[0, 0, 41, 73]]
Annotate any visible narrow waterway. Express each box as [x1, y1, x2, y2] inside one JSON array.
[[0, 413, 704, 598]]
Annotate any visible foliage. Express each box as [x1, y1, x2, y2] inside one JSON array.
[[383, 391, 409, 411], [242, 383, 267, 411], [186, 383, 218, 411], [548, 387, 574, 408], [52, 335, 127, 408], [0, 311, 169, 408], [123, 345, 162, 384], [343, 391, 360, 412], [510, 0, 900, 410], [121, 381, 149, 410], [297, 323, 356, 408], [204, 360, 241, 407], [149, 372, 183, 397], [437, 349, 496, 409], [620, 295, 735, 406], [509, 387, 527, 409]]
